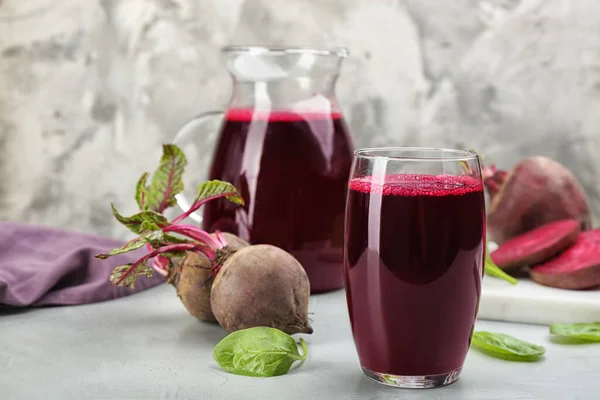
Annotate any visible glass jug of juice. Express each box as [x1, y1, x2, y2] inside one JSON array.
[[172, 46, 354, 293]]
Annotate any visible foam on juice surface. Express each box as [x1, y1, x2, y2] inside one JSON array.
[[225, 108, 343, 122], [349, 174, 483, 197]]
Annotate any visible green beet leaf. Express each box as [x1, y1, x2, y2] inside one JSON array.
[[137, 144, 187, 213], [471, 331, 545, 362], [96, 236, 148, 259], [135, 172, 150, 210], [484, 240, 518, 285], [172, 180, 246, 224], [139, 219, 164, 234], [111, 204, 169, 234], [195, 180, 245, 206], [96, 229, 175, 260], [550, 322, 600, 342], [213, 327, 308, 377], [109, 263, 153, 289]]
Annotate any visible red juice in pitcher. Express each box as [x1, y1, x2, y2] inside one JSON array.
[[344, 174, 485, 376], [203, 108, 354, 292]]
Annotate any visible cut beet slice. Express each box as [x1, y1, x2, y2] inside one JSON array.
[[490, 219, 580, 269], [530, 229, 600, 290]]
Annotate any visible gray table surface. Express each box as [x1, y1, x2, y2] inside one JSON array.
[[1, 285, 599, 400]]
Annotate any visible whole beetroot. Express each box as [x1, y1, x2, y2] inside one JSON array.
[[484, 156, 591, 245], [97, 145, 314, 336], [211, 244, 313, 335], [169, 232, 249, 322]]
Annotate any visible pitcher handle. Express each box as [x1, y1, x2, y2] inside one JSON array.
[[172, 110, 225, 223]]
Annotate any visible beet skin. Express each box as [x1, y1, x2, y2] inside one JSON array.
[[210, 244, 313, 335], [169, 232, 249, 322], [490, 219, 580, 269], [530, 229, 600, 290], [485, 156, 591, 245]]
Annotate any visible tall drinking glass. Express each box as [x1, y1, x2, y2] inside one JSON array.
[[343, 147, 485, 388]]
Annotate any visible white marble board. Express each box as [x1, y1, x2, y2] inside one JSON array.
[[478, 277, 600, 325]]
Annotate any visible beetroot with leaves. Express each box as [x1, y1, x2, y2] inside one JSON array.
[[96, 144, 313, 335]]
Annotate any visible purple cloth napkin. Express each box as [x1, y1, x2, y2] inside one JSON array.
[[0, 222, 165, 307]]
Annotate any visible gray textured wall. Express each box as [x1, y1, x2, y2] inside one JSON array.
[[2, 0, 600, 239]]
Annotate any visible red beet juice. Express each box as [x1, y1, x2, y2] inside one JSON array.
[[203, 109, 354, 292], [344, 174, 485, 376]]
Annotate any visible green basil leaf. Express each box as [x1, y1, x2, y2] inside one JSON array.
[[213, 327, 308, 377], [550, 322, 600, 342], [485, 241, 518, 285], [471, 331, 545, 362]]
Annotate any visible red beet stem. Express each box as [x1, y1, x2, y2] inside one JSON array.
[[114, 243, 199, 286], [483, 164, 509, 198], [481, 163, 497, 180], [171, 190, 240, 225], [214, 230, 227, 247], [146, 243, 169, 276], [164, 224, 222, 252]]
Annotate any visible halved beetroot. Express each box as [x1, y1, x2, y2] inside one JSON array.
[[484, 157, 591, 245], [490, 219, 581, 269], [530, 229, 600, 290]]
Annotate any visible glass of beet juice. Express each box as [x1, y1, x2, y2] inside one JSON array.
[[344, 147, 485, 388]]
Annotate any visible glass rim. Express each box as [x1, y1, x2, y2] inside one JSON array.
[[221, 45, 349, 58], [354, 147, 480, 162]]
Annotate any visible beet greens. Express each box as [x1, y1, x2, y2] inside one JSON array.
[[95, 144, 244, 289]]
